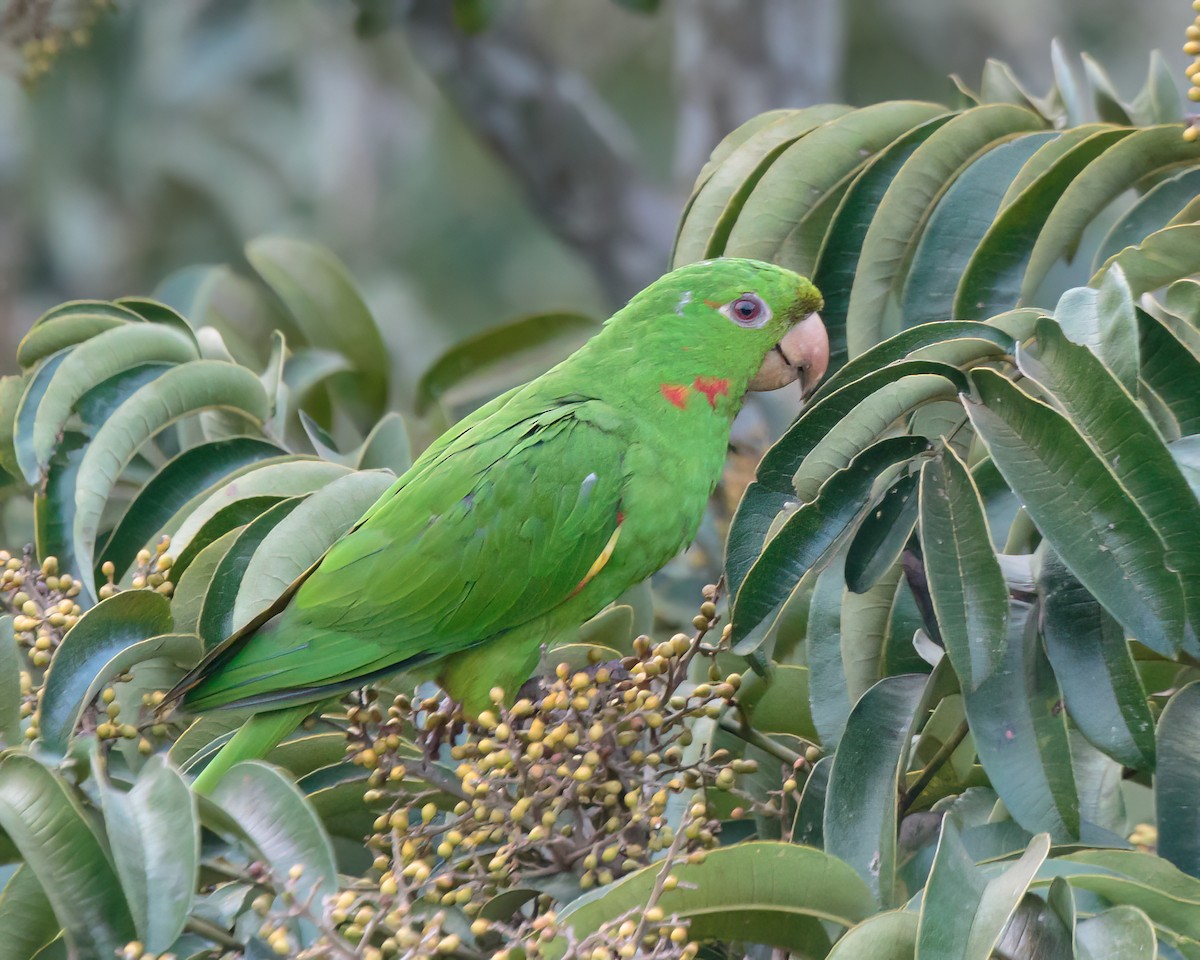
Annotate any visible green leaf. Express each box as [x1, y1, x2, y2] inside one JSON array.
[[814, 114, 955, 368], [725, 101, 947, 267], [17, 324, 198, 485], [36, 591, 174, 752], [0, 618, 20, 749], [1076, 905, 1158, 960], [207, 760, 337, 920], [245, 236, 389, 422], [827, 910, 918, 959], [33, 432, 87, 578], [1019, 317, 1200, 642], [1132, 50, 1184, 125], [1051, 268, 1139, 392], [846, 472, 918, 594], [846, 103, 1045, 355], [0, 754, 135, 958], [728, 358, 966, 599], [1139, 309, 1200, 434], [1093, 167, 1200, 271], [954, 127, 1132, 319], [550, 841, 875, 958], [732, 436, 931, 646], [415, 312, 595, 414], [1082, 54, 1134, 124], [71, 361, 271, 600], [0, 866, 60, 960], [841, 563, 904, 706], [901, 131, 1057, 326], [673, 105, 855, 265], [198, 498, 303, 648], [920, 449, 1078, 839], [97, 756, 198, 951], [97, 437, 286, 581], [16, 314, 131, 370], [1021, 125, 1200, 300], [966, 369, 1187, 657], [824, 673, 927, 906], [807, 553, 851, 748], [1157, 682, 1200, 878], [736, 664, 817, 741], [231, 470, 393, 631], [356, 412, 412, 474], [1039, 549, 1155, 770], [1093, 224, 1200, 299], [164, 458, 351, 572], [170, 528, 242, 636], [918, 820, 1050, 959]]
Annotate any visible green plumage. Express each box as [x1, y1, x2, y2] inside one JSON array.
[[172, 258, 824, 793]]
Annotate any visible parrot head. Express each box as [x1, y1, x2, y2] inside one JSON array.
[[605, 258, 828, 405]]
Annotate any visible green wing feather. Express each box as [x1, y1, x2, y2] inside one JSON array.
[[179, 396, 628, 712]]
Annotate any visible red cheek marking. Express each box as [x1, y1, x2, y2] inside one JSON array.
[[660, 384, 691, 409], [693, 376, 730, 408], [616, 510, 624, 525]]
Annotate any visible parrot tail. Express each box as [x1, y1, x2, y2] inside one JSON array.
[[190, 704, 313, 796]]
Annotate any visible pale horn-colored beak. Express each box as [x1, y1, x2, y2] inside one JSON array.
[[747, 312, 829, 398]]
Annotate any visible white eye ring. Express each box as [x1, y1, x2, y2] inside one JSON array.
[[720, 293, 772, 328]]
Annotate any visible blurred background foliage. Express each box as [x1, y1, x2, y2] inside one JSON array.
[[0, 0, 1189, 397]]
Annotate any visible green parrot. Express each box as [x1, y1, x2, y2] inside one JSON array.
[[168, 258, 827, 794]]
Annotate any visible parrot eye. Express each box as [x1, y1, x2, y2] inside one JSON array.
[[720, 293, 771, 329]]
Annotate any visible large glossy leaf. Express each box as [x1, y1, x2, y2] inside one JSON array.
[[207, 760, 337, 917], [97, 756, 198, 950], [0, 866, 60, 960], [1019, 317, 1200, 642], [15, 314, 131, 370], [824, 673, 926, 906], [845, 103, 1045, 355], [17, 324, 198, 484], [918, 820, 1050, 959], [736, 664, 818, 741], [231, 470, 393, 631], [33, 432, 87, 578], [1051, 267, 1139, 392], [245, 236, 389, 421], [550, 842, 875, 957], [840, 564, 903, 705], [846, 471, 919, 593], [826, 911, 918, 959], [97, 437, 286, 581], [813, 114, 955, 367], [807, 554, 852, 749], [36, 590, 174, 753], [70, 360, 270, 599], [673, 104, 855, 265], [732, 436, 931, 645], [1076, 906, 1158, 960], [901, 131, 1057, 326], [966, 369, 1186, 656], [415, 312, 595, 414], [954, 127, 1131, 318], [724, 101, 947, 266], [0, 754, 135, 958], [169, 529, 241, 636], [1039, 549, 1155, 770], [1157, 682, 1200, 878], [1021, 125, 1200, 299], [920, 450, 1078, 839]]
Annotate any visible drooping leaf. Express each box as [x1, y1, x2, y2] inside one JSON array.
[[1051, 268, 1139, 392], [0, 866, 60, 960], [97, 756, 199, 951], [1039, 548, 1155, 770], [0, 754, 136, 958], [846, 471, 919, 594], [1093, 223, 1200, 299], [0, 618, 20, 748], [966, 369, 1186, 656], [824, 673, 927, 906], [920, 449, 1078, 839], [826, 910, 918, 959], [1093, 166, 1200, 270], [1157, 682, 1200, 878], [1076, 905, 1158, 960]]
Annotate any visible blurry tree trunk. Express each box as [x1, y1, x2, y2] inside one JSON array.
[[403, 0, 843, 304]]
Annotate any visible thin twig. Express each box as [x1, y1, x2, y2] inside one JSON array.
[[717, 713, 805, 768]]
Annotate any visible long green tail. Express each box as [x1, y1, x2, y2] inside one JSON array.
[[191, 704, 313, 796]]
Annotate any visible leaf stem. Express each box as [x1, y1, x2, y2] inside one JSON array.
[[717, 713, 805, 768], [900, 718, 970, 814]]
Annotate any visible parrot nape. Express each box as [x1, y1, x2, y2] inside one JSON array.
[[166, 258, 828, 794]]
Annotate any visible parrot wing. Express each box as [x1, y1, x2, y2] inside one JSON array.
[[178, 396, 630, 711]]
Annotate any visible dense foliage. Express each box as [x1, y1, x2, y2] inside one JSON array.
[[2, 50, 1200, 959]]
